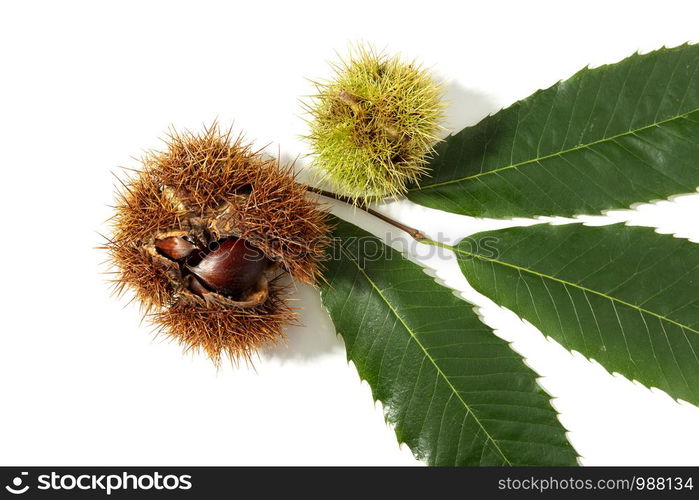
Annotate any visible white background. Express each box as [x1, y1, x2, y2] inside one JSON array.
[[1, 0, 698, 466]]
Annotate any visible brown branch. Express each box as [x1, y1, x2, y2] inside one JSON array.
[[306, 186, 426, 241]]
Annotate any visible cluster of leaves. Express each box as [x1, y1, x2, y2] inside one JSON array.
[[319, 44, 699, 465]]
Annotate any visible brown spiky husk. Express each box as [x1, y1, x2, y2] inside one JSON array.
[[153, 278, 296, 363], [105, 123, 331, 363]]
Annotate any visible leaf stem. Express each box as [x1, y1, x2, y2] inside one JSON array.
[[306, 186, 427, 241]]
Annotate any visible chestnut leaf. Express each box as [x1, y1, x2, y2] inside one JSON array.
[[320, 218, 578, 466], [453, 222, 699, 406], [408, 43, 699, 218]]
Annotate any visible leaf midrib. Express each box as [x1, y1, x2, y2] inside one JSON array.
[[442, 241, 699, 336], [338, 246, 512, 465], [410, 106, 699, 192]]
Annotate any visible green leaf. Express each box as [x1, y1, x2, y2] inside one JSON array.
[[451, 223, 699, 405], [320, 217, 578, 465], [408, 44, 699, 218]]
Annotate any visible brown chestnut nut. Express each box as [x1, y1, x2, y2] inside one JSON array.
[[155, 236, 198, 261], [186, 237, 269, 297]]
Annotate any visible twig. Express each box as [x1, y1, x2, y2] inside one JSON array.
[[306, 186, 427, 241]]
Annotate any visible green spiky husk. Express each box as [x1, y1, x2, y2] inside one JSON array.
[[305, 45, 445, 203]]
